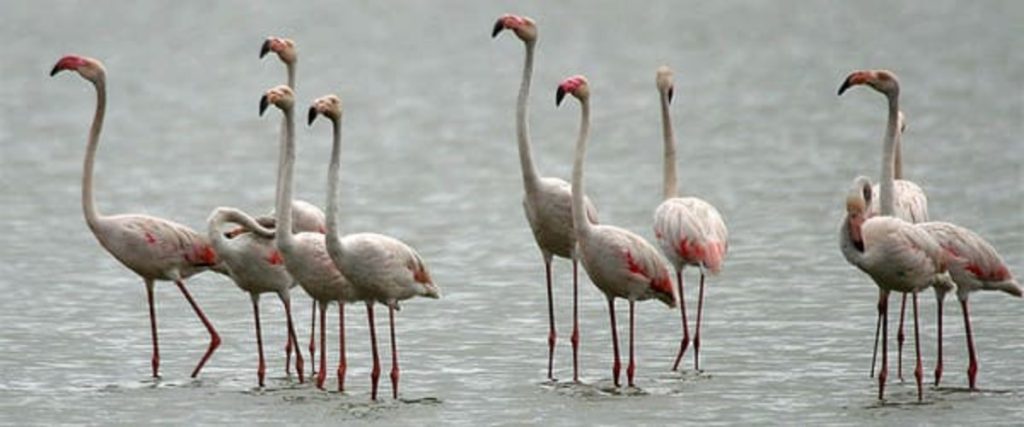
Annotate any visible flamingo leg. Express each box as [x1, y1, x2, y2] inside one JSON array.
[[671, 268, 690, 371], [960, 298, 979, 391], [251, 294, 266, 387], [870, 309, 881, 378], [571, 257, 580, 383], [389, 305, 400, 399], [912, 290, 923, 402], [144, 279, 160, 378], [934, 292, 944, 387], [316, 302, 327, 390], [284, 309, 292, 377], [878, 289, 889, 401], [627, 299, 636, 388], [280, 294, 303, 383], [543, 257, 556, 381], [337, 300, 346, 393], [175, 280, 220, 378], [309, 299, 317, 375], [897, 292, 907, 382], [607, 297, 621, 387], [693, 273, 706, 371], [368, 303, 381, 400]]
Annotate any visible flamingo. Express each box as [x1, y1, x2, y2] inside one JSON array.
[[259, 36, 328, 373], [918, 222, 1021, 389], [51, 55, 223, 379], [839, 69, 952, 401], [309, 94, 441, 400], [260, 85, 361, 392], [492, 13, 599, 383], [650, 66, 728, 372], [557, 75, 675, 388]]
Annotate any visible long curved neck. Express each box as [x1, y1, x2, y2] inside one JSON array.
[[571, 97, 592, 238], [274, 62, 296, 207], [879, 94, 899, 216], [275, 105, 297, 249], [893, 137, 903, 180], [659, 91, 678, 200], [286, 62, 296, 90], [208, 207, 276, 248], [516, 40, 540, 191], [324, 116, 346, 261], [82, 78, 106, 231]]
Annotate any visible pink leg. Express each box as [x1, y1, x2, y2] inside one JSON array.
[[897, 292, 907, 381], [284, 318, 293, 377], [367, 303, 381, 400], [960, 298, 979, 390], [870, 309, 881, 378], [878, 290, 890, 401], [175, 280, 221, 378], [251, 295, 266, 387], [309, 300, 317, 375], [389, 305, 400, 399], [627, 300, 636, 388], [144, 279, 160, 378], [693, 273, 706, 371], [607, 297, 621, 387], [543, 257, 556, 381], [671, 269, 690, 371], [571, 257, 580, 383], [337, 300, 346, 392], [316, 302, 327, 390], [934, 294, 944, 387], [281, 295, 304, 383], [912, 291, 923, 402]]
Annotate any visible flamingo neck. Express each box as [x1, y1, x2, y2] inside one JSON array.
[[82, 77, 106, 231], [893, 137, 903, 181], [275, 105, 297, 249], [324, 116, 347, 262], [879, 95, 899, 217], [273, 63, 297, 209], [207, 207, 275, 250], [659, 91, 678, 200], [570, 96, 592, 238], [517, 40, 540, 191]]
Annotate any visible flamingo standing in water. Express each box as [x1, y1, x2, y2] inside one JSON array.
[[557, 75, 675, 387], [309, 94, 440, 400], [259, 36, 328, 374], [260, 85, 361, 392], [839, 69, 951, 401], [650, 66, 728, 372], [51, 55, 223, 378], [492, 13, 599, 383]]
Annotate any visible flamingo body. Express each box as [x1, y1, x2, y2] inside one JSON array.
[[524, 178, 598, 259], [654, 197, 727, 274]]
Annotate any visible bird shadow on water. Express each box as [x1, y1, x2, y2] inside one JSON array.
[[540, 370, 711, 399]]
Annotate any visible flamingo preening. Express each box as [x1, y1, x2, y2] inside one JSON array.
[[309, 94, 440, 400], [557, 75, 675, 388], [650, 66, 728, 372], [51, 55, 224, 379], [493, 14, 599, 382]]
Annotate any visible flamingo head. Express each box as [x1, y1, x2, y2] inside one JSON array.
[[838, 69, 900, 98], [845, 175, 874, 249], [50, 55, 105, 83], [307, 94, 343, 126], [656, 65, 674, 103], [491, 14, 537, 43], [555, 75, 590, 106], [260, 37, 297, 64], [259, 85, 294, 116]]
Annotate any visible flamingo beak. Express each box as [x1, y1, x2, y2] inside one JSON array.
[[307, 107, 318, 126], [491, 19, 505, 38], [667, 86, 674, 104], [259, 95, 270, 116], [49, 64, 63, 77], [556, 87, 567, 106], [260, 40, 272, 59], [838, 76, 856, 96]]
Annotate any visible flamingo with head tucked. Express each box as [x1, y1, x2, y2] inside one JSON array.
[[650, 66, 728, 372], [309, 94, 440, 400], [51, 55, 223, 379], [557, 75, 675, 388], [493, 14, 599, 382], [260, 85, 361, 392]]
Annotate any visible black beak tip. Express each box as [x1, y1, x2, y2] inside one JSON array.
[[555, 87, 566, 107], [259, 95, 269, 116], [491, 20, 504, 38], [307, 107, 318, 126], [259, 40, 271, 59], [49, 65, 60, 77], [667, 87, 674, 104], [838, 79, 853, 96]]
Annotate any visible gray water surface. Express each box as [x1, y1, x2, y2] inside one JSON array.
[[1, 1, 1022, 425]]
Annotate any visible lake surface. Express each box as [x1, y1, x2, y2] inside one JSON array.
[[1, 0, 1021, 425]]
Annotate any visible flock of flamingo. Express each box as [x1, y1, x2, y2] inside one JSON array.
[[48, 13, 1018, 403]]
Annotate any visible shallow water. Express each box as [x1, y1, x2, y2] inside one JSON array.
[[1, 0, 1022, 425]]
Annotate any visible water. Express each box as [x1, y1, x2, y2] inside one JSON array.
[[1, 0, 1022, 425]]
